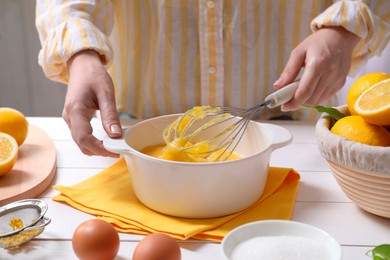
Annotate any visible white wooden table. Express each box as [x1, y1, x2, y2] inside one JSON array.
[[1, 117, 389, 260]]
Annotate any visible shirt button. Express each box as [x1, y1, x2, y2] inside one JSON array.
[[207, 1, 215, 8], [208, 66, 217, 74]]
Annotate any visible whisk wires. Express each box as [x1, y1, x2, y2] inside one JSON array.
[[162, 102, 272, 161]]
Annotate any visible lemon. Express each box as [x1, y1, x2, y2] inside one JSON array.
[[346, 72, 390, 115], [0, 107, 29, 146], [354, 78, 390, 126], [0, 132, 19, 176], [331, 116, 390, 146]]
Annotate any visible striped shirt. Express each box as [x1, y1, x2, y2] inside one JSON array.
[[36, 0, 390, 121]]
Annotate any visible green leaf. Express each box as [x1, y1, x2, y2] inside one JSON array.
[[304, 105, 347, 121], [367, 244, 390, 260]]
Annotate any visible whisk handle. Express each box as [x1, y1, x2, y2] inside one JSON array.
[[265, 81, 299, 108]]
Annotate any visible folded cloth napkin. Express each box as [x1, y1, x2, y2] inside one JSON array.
[[53, 158, 300, 242]]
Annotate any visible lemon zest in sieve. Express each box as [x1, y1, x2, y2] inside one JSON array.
[[9, 218, 24, 231]]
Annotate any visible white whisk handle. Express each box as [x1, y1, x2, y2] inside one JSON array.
[[265, 81, 299, 108]]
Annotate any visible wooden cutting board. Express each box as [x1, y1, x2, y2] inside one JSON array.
[[0, 124, 56, 206]]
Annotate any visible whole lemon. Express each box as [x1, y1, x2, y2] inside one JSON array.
[[346, 72, 390, 115], [331, 116, 390, 146], [0, 107, 29, 146]]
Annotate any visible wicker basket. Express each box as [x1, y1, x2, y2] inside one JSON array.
[[315, 105, 390, 218]]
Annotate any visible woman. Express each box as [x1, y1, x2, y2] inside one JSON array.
[[36, 0, 389, 156]]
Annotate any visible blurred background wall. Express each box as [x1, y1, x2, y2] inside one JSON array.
[[0, 0, 66, 116], [0, 1, 389, 117]]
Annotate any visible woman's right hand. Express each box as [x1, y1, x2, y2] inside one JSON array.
[[64, 50, 122, 157]]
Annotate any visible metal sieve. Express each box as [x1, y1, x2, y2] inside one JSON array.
[[0, 199, 51, 248]]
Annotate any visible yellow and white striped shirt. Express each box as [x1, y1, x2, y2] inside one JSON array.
[[36, 0, 390, 121]]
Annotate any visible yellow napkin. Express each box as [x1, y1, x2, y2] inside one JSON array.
[[53, 158, 300, 242]]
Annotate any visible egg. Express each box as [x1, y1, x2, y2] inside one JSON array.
[[72, 219, 120, 260], [133, 233, 181, 260]]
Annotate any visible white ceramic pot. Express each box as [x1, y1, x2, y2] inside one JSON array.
[[103, 114, 292, 218]]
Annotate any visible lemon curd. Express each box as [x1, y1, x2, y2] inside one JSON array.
[[141, 143, 242, 162], [141, 105, 243, 162]]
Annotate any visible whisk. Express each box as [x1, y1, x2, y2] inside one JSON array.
[[163, 81, 299, 161]]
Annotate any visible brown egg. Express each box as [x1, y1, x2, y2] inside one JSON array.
[[133, 233, 181, 260], [72, 219, 120, 260]]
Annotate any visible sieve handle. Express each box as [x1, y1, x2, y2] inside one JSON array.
[[265, 80, 299, 108], [24, 217, 51, 232]]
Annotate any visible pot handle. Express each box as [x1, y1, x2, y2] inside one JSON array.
[[102, 127, 131, 154], [261, 123, 292, 150]]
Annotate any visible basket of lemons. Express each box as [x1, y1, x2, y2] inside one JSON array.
[[315, 72, 390, 218]]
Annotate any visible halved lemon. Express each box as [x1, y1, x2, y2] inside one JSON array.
[[0, 132, 19, 176], [347, 72, 390, 115], [354, 78, 390, 126]]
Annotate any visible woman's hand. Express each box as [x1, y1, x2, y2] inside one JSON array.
[[274, 26, 360, 111], [64, 50, 122, 157]]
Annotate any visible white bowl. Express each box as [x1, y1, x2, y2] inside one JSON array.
[[103, 114, 292, 218], [221, 220, 341, 260]]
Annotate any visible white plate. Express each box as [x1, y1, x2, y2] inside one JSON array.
[[221, 220, 341, 260]]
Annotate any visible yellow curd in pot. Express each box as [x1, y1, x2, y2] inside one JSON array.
[[141, 106, 243, 162], [141, 143, 242, 162]]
